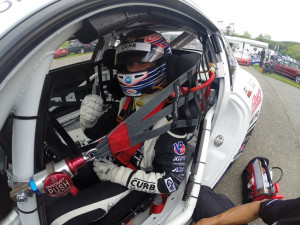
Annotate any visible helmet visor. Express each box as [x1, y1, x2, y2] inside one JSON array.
[[115, 42, 165, 69]]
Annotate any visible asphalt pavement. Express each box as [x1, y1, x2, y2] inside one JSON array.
[[214, 66, 300, 225]]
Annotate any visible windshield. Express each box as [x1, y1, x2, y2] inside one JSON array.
[[290, 62, 299, 69]]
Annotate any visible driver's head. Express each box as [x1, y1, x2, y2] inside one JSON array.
[[115, 29, 171, 97]]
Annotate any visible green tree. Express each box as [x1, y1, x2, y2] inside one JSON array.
[[242, 31, 251, 39], [225, 26, 232, 35], [287, 45, 300, 61], [279, 41, 298, 56], [262, 34, 272, 40]]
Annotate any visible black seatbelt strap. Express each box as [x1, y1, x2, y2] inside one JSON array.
[[129, 91, 199, 146], [172, 80, 180, 128], [184, 70, 193, 127]]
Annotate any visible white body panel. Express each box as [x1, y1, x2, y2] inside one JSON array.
[[203, 66, 262, 187]]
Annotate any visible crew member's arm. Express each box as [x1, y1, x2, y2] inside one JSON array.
[[259, 197, 300, 224], [195, 201, 261, 225]]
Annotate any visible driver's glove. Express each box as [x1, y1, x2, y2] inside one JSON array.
[[93, 159, 133, 186], [80, 94, 103, 131]]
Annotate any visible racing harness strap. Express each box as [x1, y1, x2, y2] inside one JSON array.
[[94, 56, 215, 159], [112, 97, 167, 170]]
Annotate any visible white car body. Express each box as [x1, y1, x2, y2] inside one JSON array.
[[0, 1, 263, 224]]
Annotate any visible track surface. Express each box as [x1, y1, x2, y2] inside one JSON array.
[[215, 66, 300, 225]]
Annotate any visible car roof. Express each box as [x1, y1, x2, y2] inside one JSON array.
[[0, 0, 219, 40], [0, 0, 221, 81], [0, 0, 57, 39]]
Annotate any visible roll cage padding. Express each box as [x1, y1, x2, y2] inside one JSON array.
[[102, 49, 116, 69]]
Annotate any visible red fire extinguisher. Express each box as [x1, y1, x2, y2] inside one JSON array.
[[10, 149, 97, 202]]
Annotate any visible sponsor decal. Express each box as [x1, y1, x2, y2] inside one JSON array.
[[251, 89, 262, 115], [173, 173, 185, 181], [173, 156, 186, 162], [118, 71, 148, 87], [244, 87, 252, 98], [239, 143, 246, 152], [214, 135, 224, 147], [172, 167, 184, 173], [125, 76, 132, 84], [244, 79, 257, 98], [174, 162, 185, 166], [144, 33, 162, 43], [121, 43, 136, 51], [248, 79, 256, 89], [130, 178, 156, 192], [143, 34, 169, 48], [126, 89, 137, 94], [44, 174, 73, 197], [248, 79, 256, 90], [233, 129, 254, 161], [164, 177, 176, 192], [116, 42, 151, 55], [250, 110, 260, 125], [173, 141, 186, 155]]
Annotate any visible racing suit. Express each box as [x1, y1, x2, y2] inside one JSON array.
[[46, 91, 194, 225]]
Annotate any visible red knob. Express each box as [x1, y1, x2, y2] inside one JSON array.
[[66, 156, 86, 175], [69, 185, 79, 196]]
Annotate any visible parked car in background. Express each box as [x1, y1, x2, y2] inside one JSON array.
[[250, 54, 261, 65], [234, 50, 251, 66], [66, 39, 91, 54], [273, 60, 300, 83], [54, 48, 69, 59], [89, 40, 98, 52]]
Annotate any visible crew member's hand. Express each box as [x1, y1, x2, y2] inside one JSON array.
[[80, 94, 103, 130], [93, 159, 133, 186]]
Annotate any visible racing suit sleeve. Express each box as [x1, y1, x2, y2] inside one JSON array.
[[83, 102, 119, 140], [126, 130, 189, 194]]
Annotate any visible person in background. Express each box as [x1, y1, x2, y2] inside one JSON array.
[[260, 48, 266, 67], [195, 197, 300, 225]]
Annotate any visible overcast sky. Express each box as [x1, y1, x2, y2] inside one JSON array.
[[192, 0, 300, 43]]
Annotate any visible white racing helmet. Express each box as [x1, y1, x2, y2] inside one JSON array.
[[115, 30, 171, 97]]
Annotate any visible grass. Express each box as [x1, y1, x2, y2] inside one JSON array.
[[61, 41, 69, 48], [252, 64, 300, 89]]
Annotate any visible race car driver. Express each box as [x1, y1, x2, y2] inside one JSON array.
[[46, 29, 197, 225]]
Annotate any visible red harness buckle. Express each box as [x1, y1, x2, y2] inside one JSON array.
[[150, 194, 168, 214], [108, 122, 132, 154]]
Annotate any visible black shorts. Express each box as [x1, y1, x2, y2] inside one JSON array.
[[192, 185, 235, 222]]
